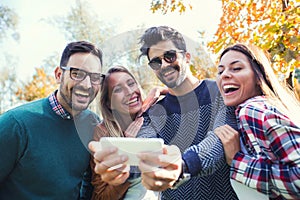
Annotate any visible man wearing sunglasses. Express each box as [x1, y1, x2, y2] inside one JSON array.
[[90, 26, 239, 199], [0, 41, 103, 199]]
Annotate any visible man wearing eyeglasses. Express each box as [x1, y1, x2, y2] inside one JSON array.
[[90, 26, 239, 199], [0, 41, 103, 199]]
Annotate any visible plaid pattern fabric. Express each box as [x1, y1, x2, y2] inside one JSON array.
[[232, 96, 300, 199], [48, 91, 72, 120]]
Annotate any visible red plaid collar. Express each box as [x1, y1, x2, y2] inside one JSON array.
[[48, 90, 72, 120]]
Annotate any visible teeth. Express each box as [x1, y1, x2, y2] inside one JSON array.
[[223, 85, 239, 93], [127, 97, 138, 105], [223, 85, 239, 90], [165, 71, 172, 76], [164, 69, 175, 76], [75, 90, 89, 96]]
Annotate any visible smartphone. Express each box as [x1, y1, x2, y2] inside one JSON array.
[[99, 137, 164, 166]]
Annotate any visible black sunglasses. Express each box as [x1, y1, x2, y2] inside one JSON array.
[[148, 50, 185, 70], [60, 66, 105, 85]]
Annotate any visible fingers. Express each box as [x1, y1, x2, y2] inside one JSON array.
[[124, 117, 144, 137], [141, 168, 175, 191], [100, 165, 130, 186], [138, 145, 180, 169], [89, 141, 130, 185], [141, 86, 168, 114], [88, 141, 102, 154], [139, 161, 177, 191], [214, 125, 241, 165], [138, 145, 182, 191], [215, 125, 239, 142], [141, 87, 162, 113], [221, 124, 238, 135], [158, 145, 181, 168], [159, 87, 169, 95], [215, 125, 239, 145], [89, 141, 117, 161], [88, 141, 127, 175], [141, 97, 158, 113], [94, 151, 128, 173]]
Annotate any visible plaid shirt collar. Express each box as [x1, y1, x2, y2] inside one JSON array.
[[235, 96, 266, 115], [48, 90, 72, 120]]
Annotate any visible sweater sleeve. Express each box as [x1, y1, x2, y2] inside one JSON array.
[[136, 112, 158, 138], [90, 124, 130, 200], [0, 111, 27, 182], [182, 82, 237, 177]]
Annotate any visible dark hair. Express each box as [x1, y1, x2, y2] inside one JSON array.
[[59, 41, 103, 67], [139, 26, 187, 60]]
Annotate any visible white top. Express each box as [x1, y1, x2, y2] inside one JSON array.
[[230, 139, 268, 200]]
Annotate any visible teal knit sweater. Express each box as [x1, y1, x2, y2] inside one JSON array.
[[0, 98, 99, 199]]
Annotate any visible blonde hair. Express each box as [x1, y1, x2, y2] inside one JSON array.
[[220, 43, 300, 125], [99, 65, 144, 137]]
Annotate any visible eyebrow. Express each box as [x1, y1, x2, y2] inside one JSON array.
[[218, 60, 241, 68], [112, 78, 135, 88]]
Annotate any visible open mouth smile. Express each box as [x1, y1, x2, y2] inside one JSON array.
[[223, 84, 239, 94], [125, 96, 140, 106]]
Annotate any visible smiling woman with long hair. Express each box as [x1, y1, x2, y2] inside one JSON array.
[[90, 65, 166, 200], [215, 43, 300, 199]]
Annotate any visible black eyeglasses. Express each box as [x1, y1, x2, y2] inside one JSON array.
[[148, 50, 185, 70], [60, 66, 105, 85]]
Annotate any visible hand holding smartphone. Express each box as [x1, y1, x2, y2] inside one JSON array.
[[99, 137, 164, 166]]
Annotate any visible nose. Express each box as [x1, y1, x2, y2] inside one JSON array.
[[160, 58, 170, 69], [220, 68, 232, 79], [79, 75, 92, 89], [124, 85, 134, 96]]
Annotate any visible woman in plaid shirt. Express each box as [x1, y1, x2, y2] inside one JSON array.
[[215, 43, 300, 199]]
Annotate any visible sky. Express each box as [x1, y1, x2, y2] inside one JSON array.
[[1, 0, 222, 81]]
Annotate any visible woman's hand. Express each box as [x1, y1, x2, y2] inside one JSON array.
[[214, 125, 240, 165], [88, 141, 130, 186], [138, 145, 182, 191], [124, 116, 144, 138], [141, 86, 168, 113]]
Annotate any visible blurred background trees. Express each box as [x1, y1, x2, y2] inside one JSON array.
[[0, 5, 18, 42], [15, 67, 56, 101], [0, 0, 299, 113], [207, 0, 299, 91], [0, 5, 19, 113], [150, 0, 300, 96]]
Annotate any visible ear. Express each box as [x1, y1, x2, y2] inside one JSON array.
[[54, 66, 63, 84], [185, 52, 191, 63]]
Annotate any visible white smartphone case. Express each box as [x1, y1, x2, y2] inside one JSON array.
[[99, 137, 164, 165]]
